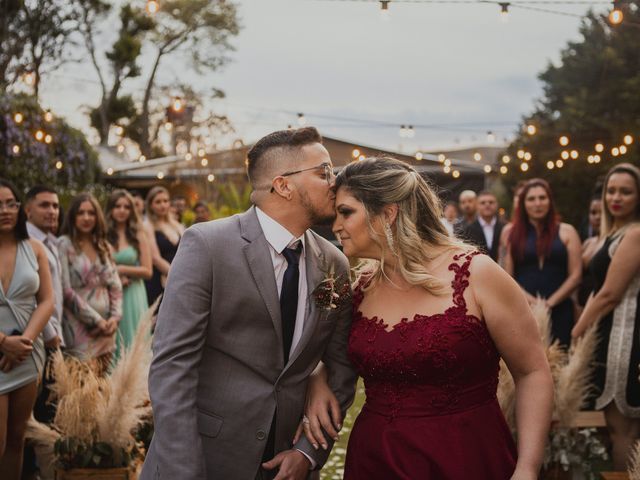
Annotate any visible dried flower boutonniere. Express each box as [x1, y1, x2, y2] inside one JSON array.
[[312, 264, 351, 311]]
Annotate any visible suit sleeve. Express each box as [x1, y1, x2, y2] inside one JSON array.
[[294, 255, 358, 468], [146, 227, 212, 480]]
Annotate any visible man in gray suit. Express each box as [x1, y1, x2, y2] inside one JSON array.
[[141, 127, 357, 480]]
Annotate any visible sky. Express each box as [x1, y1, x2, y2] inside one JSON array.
[[37, 0, 612, 155]]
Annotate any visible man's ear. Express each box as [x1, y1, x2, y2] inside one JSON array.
[[272, 177, 293, 200], [383, 204, 399, 226]]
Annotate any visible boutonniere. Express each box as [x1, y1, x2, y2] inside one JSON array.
[[312, 264, 351, 311]]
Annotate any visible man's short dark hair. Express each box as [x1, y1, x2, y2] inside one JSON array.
[[477, 190, 497, 199], [25, 184, 57, 203], [129, 189, 144, 199], [246, 127, 323, 188]]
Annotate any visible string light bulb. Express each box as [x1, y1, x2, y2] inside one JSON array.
[[556, 159, 564, 168], [172, 97, 183, 112], [55, 160, 63, 170], [415, 151, 423, 160], [35, 130, 44, 141], [609, 5, 623, 25], [502, 155, 511, 164], [452, 170, 460, 178], [612, 147, 620, 156], [14, 113, 23, 124], [139, 155, 146, 163], [12, 145, 20, 154], [484, 165, 492, 173], [561, 150, 569, 160], [207, 174, 215, 182], [624, 135, 633, 145], [499, 2, 510, 22], [595, 143, 604, 153], [517, 149, 525, 159], [380, 1, 390, 20], [352, 148, 360, 158], [473, 152, 482, 161], [44, 110, 53, 122], [297, 113, 306, 126], [438, 154, 446, 163], [520, 163, 529, 172], [107, 168, 114, 175], [559, 135, 569, 146], [146, 0, 159, 14], [500, 165, 508, 174], [444, 158, 452, 167], [547, 161, 554, 170], [157, 171, 164, 179], [44, 134, 52, 144], [619, 145, 628, 154], [570, 150, 578, 159], [185, 153, 193, 161], [526, 124, 536, 135], [443, 165, 451, 174], [523, 152, 532, 161], [201, 158, 208, 167], [486, 131, 496, 143]]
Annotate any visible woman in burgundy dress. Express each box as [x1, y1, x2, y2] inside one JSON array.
[[300, 158, 553, 479]]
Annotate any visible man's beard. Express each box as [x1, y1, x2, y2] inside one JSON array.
[[299, 188, 335, 226]]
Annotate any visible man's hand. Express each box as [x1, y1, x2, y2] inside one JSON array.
[[262, 449, 311, 480]]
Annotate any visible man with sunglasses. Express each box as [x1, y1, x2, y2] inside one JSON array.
[[142, 127, 356, 480]]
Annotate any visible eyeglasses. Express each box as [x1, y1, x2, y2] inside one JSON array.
[[270, 162, 335, 193], [0, 201, 20, 212]]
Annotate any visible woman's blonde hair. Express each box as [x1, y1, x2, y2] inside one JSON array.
[[145, 186, 182, 231], [334, 157, 472, 294], [600, 162, 640, 238]]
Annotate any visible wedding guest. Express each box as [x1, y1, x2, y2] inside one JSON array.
[[130, 190, 146, 220], [580, 196, 602, 241], [171, 195, 188, 225], [24, 186, 64, 350], [0, 179, 54, 480], [193, 201, 211, 224], [572, 163, 640, 470], [577, 196, 603, 308], [500, 178, 581, 348], [440, 201, 458, 235], [454, 189, 477, 235], [59, 194, 122, 372], [143, 187, 184, 306], [105, 190, 152, 361], [300, 158, 552, 479], [461, 191, 506, 261]]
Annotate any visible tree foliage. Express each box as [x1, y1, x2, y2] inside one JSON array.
[[0, 93, 100, 194], [503, 4, 640, 225]]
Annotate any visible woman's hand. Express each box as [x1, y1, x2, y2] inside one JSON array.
[[510, 466, 539, 480], [293, 371, 342, 450], [0, 335, 33, 363], [120, 274, 130, 287], [0, 355, 15, 372]]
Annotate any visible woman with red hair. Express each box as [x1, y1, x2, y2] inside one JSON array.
[[500, 178, 582, 348]]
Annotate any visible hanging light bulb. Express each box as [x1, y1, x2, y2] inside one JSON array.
[[500, 165, 508, 174], [612, 147, 620, 156], [443, 165, 451, 174], [609, 4, 623, 24], [520, 163, 529, 172], [157, 171, 164, 179], [438, 154, 446, 163], [201, 158, 208, 167], [523, 152, 532, 161], [499, 3, 510, 22], [473, 152, 482, 161], [444, 158, 452, 167], [556, 159, 564, 168], [146, 0, 159, 14], [620, 145, 628, 154], [380, 1, 390, 20], [352, 148, 360, 158], [172, 97, 183, 112], [559, 135, 569, 146], [547, 161, 555, 170], [139, 155, 146, 163], [44, 110, 53, 122], [415, 151, 423, 160], [407, 125, 415, 138], [399, 125, 407, 138], [486, 131, 496, 143], [207, 174, 215, 182], [623, 134, 633, 145], [13, 112, 23, 124], [484, 165, 492, 173], [44, 134, 52, 144], [12, 145, 20, 154], [452, 170, 461, 179], [561, 150, 570, 160], [35, 130, 45, 141], [55, 160, 63, 170], [595, 143, 604, 153], [570, 150, 579, 159], [297, 113, 306, 126], [526, 124, 536, 135], [502, 155, 511, 164], [185, 153, 193, 161]]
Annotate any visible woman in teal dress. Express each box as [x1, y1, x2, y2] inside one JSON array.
[[0, 179, 54, 479], [106, 190, 152, 361]]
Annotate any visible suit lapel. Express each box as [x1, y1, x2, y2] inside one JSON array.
[[285, 230, 326, 368], [240, 208, 283, 351]]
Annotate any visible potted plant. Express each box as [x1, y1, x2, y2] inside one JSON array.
[[27, 308, 154, 480]]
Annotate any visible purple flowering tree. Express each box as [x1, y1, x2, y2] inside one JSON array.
[[0, 93, 101, 195]]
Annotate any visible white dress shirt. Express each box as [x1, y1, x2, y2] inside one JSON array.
[[478, 216, 497, 250], [26, 222, 65, 346], [255, 208, 316, 468]]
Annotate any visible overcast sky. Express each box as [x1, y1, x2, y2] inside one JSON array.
[[39, 0, 610, 155]]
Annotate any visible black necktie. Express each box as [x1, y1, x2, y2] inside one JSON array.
[[280, 243, 302, 363]]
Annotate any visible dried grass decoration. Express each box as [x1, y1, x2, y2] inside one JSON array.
[[497, 298, 606, 477], [26, 302, 156, 472], [629, 441, 640, 480]]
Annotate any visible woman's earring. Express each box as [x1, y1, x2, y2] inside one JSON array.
[[384, 222, 395, 252]]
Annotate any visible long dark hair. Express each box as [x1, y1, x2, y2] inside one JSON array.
[[105, 189, 141, 254], [509, 178, 559, 261], [62, 193, 111, 263], [0, 178, 29, 240]]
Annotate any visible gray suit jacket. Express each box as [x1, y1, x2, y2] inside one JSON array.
[[141, 207, 357, 480]]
